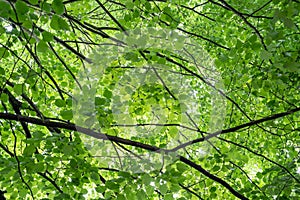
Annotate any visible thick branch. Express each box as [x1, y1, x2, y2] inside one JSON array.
[[169, 107, 300, 152], [0, 113, 160, 152], [179, 157, 248, 199]]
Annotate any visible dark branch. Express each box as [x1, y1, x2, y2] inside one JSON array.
[[169, 107, 300, 152], [0, 112, 160, 152], [179, 157, 248, 199]]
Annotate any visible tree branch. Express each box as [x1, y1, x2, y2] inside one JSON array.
[[169, 107, 300, 152], [179, 157, 248, 199], [0, 112, 160, 152]]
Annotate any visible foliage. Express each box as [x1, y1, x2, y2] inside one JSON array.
[[0, 0, 299, 199]]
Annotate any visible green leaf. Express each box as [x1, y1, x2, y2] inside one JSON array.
[[105, 181, 119, 190], [42, 31, 54, 42], [176, 162, 188, 171], [260, 50, 272, 60], [210, 192, 217, 198], [116, 194, 126, 200], [54, 194, 71, 200], [63, 145, 73, 155], [52, 0, 65, 15], [50, 15, 69, 31], [29, 0, 39, 5], [41, 2, 51, 13], [283, 17, 294, 29], [0, 26, 5, 34], [0, 93, 9, 102], [248, 35, 257, 43], [164, 194, 173, 200], [35, 162, 45, 172], [95, 97, 106, 105], [159, 184, 168, 194], [96, 186, 105, 193], [14, 84, 23, 95], [54, 99, 66, 107], [23, 145, 35, 156], [125, 1, 134, 9], [235, 39, 243, 49], [210, 186, 217, 193], [84, 116, 95, 127], [50, 15, 60, 30], [103, 89, 112, 99], [124, 52, 139, 61], [145, 2, 151, 10], [284, 62, 300, 72], [15, 0, 29, 15], [212, 166, 220, 172], [134, 107, 143, 115], [23, 20, 33, 29], [136, 190, 147, 199], [33, 131, 44, 139], [0, 47, 9, 58], [141, 174, 152, 185], [18, 188, 27, 198], [60, 110, 73, 120], [36, 41, 49, 52], [0, 1, 12, 17]]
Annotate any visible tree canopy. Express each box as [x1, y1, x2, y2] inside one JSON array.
[[0, 0, 299, 199]]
